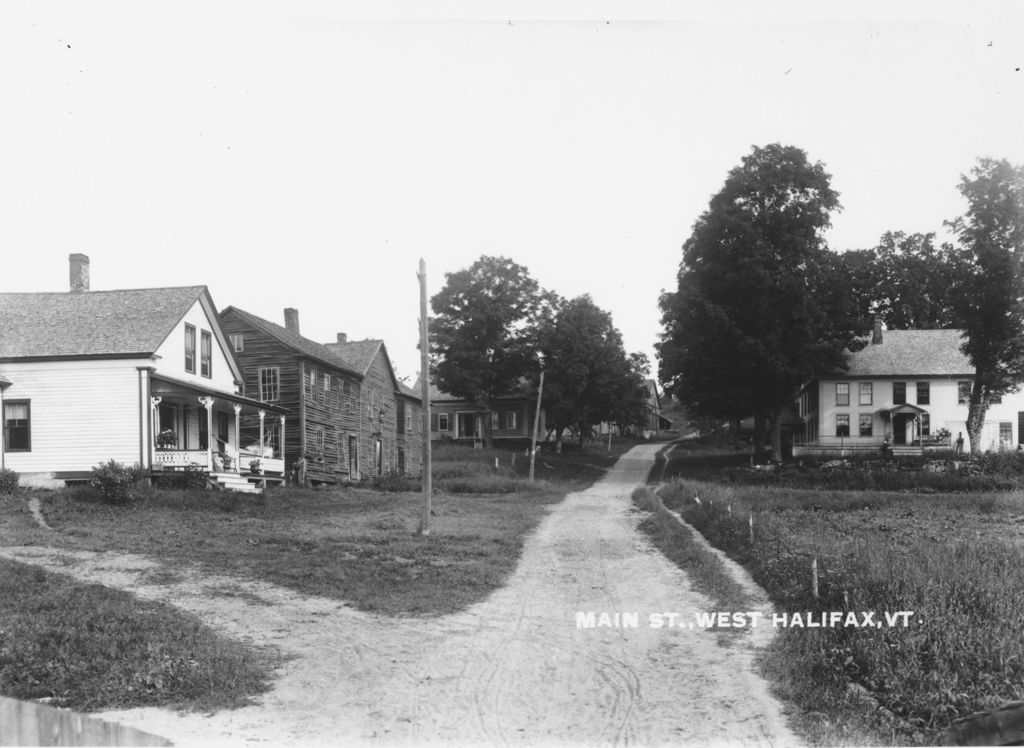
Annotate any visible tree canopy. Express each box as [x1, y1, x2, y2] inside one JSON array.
[[536, 295, 649, 448], [946, 158, 1024, 451], [429, 255, 546, 445], [657, 143, 864, 460]]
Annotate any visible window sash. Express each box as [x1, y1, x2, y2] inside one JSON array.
[[836, 383, 849, 406], [859, 382, 872, 406], [893, 382, 906, 405], [836, 414, 850, 437], [958, 381, 971, 405], [185, 324, 196, 373], [200, 330, 212, 378], [259, 367, 280, 402], [506, 411, 517, 430], [916, 382, 930, 405], [3, 400, 30, 451], [859, 414, 873, 437]]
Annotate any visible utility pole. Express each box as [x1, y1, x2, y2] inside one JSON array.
[[529, 354, 545, 482], [417, 259, 432, 536]]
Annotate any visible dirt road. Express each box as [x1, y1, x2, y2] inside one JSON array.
[[0, 444, 798, 747]]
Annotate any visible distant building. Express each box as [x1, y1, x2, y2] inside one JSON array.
[[795, 320, 1024, 456]]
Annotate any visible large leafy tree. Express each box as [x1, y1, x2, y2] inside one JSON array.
[[536, 295, 648, 450], [946, 158, 1024, 452], [841, 231, 963, 329], [430, 255, 547, 447], [658, 143, 864, 461]]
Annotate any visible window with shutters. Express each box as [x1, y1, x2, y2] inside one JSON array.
[[438, 413, 450, 432]]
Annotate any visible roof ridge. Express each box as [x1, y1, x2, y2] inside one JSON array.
[[223, 306, 361, 375]]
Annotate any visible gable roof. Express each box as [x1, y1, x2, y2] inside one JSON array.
[[324, 338, 406, 392], [323, 339, 382, 375], [220, 306, 361, 377], [397, 382, 421, 401], [0, 287, 207, 360], [840, 329, 973, 378]]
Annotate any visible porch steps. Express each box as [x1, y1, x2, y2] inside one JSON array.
[[209, 472, 262, 494], [891, 445, 925, 457]]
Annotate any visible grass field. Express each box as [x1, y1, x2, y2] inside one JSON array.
[[0, 438, 646, 713], [0, 557, 278, 713], [653, 445, 1024, 747]]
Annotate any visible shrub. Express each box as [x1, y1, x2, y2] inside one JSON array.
[[0, 467, 18, 495], [90, 460, 143, 504], [153, 466, 209, 491], [364, 470, 419, 493]]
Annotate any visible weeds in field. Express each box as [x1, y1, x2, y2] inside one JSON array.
[[659, 477, 1024, 744]]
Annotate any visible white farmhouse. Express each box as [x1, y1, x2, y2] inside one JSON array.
[[794, 320, 1024, 456], [0, 254, 286, 489]]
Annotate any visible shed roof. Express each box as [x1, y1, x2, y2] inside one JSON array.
[[220, 306, 361, 377], [840, 329, 972, 378], [0, 287, 207, 360]]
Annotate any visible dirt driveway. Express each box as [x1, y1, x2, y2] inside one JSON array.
[[0, 444, 798, 747]]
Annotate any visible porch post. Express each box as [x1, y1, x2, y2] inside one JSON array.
[[0, 383, 5, 469], [150, 397, 162, 451], [233, 404, 242, 474], [280, 415, 286, 478], [258, 410, 266, 459], [199, 397, 214, 471]]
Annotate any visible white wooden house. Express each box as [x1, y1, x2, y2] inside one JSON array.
[[0, 254, 287, 489], [794, 321, 1024, 457]]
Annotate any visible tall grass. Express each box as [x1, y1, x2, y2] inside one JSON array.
[[0, 559, 277, 712], [660, 477, 1024, 743]]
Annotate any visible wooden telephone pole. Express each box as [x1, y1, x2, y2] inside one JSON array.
[[417, 259, 432, 536]]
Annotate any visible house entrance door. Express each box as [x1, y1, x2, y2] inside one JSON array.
[[893, 414, 907, 445], [348, 436, 358, 479]]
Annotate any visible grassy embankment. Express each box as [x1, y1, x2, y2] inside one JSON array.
[[640, 440, 1024, 746], [0, 438, 645, 713]]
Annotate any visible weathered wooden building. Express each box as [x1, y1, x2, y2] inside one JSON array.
[[423, 381, 544, 444], [323, 335, 423, 477], [219, 307, 364, 485], [220, 309, 423, 483]]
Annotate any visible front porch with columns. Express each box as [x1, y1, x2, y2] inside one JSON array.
[[146, 374, 288, 489]]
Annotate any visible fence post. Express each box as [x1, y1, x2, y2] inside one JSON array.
[[748, 514, 754, 544], [811, 556, 819, 600]]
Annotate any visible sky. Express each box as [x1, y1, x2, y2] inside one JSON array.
[[2, 1, 1022, 382]]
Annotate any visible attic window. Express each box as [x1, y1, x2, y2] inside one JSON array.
[[185, 324, 196, 374], [230, 334, 244, 352], [200, 331, 212, 378]]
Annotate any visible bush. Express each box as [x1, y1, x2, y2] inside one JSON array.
[[364, 470, 419, 493], [153, 466, 209, 491], [0, 467, 18, 495], [90, 460, 143, 504]]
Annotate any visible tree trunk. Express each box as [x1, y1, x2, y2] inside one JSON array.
[[966, 381, 988, 455], [480, 410, 492, 449], [752, 414, 765, 464], [769, 412, 783, 463], [554, 427, 564, 454]]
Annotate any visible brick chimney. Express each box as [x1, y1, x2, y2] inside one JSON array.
[[336, 332, 348, 344], [284, 308, 300, 334], [69, 253, 90, 292], [872, 317, 883, 345]]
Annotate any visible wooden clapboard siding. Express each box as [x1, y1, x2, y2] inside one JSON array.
[[0, 359, 145, 475], [219, 311, 305, 474], [359, 349, 399, 475], [396, 393, 422, 474], [220, 308, 365, 484], [154, 299, 239, 393]]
